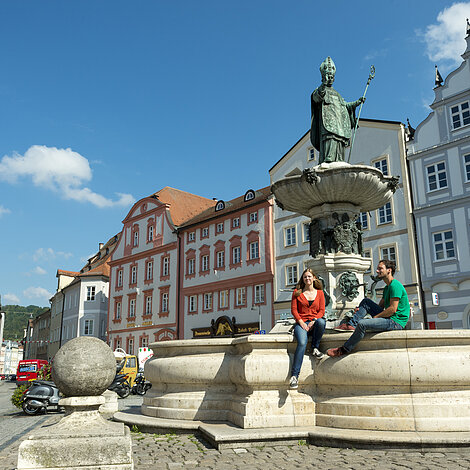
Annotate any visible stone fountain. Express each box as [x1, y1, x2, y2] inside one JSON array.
[[114, 58, 470, 451]]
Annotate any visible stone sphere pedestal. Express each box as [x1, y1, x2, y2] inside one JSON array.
[[17, 337, 133, 470]]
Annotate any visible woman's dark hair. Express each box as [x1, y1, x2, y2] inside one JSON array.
[[294, 268, 323, 296], [379, 259, 396, 275]]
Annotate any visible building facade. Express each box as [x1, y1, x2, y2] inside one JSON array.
[[107, 187, 215, 350], [178, 188, 275, 338], [406, 32, 470, 329], [270, 119, 422, 327]]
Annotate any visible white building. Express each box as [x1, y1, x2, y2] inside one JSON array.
[[270, 119, 422, 327], [406, 30, 470, 329]]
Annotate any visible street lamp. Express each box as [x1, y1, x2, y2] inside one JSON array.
[[251, 305, 262, 332]]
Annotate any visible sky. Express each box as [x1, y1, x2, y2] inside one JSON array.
[[1, 0, 470, 307]]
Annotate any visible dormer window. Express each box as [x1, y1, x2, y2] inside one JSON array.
[[215, 200, 225, 211], [244, 190, 255, 202]]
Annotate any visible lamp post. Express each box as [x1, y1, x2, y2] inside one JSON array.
[[251, 305, 262, 331]]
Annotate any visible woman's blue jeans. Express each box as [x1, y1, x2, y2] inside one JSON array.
[[291, 318, 326, 377]]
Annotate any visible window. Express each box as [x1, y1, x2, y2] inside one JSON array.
[[215, 200, 225, 211], [148, 225, 154, 241], [188, 258, 195, 275], [232, 217, 240, 228], [161, 293, 169, 312], [236, 287, 246, 306], [216, 222, 224, 233], [86, 286, 95, 301], [426, 162, 448, 191], [216, 250, 225, 268], [380, 246, 396, 264], [189, 295, 197, 312], [201, 254, 209, 272], [374, 158, 388, 175], [147, 261, 153, 280], [203, 293, 212, 310], [284, 226, 297, 246], [129, 299, 136, 317], [116, 302, 121, 320], [358, 212, 369, 230], [465, 154, 470, 182], [133, 231, 139, 247], [244, 190, 255, 201], [84, 319, 94, 336], [308, 147, 315, 161], [188, 232, 195, 242], [131, 266, 137, 284], [117, 270, 123, 287], [249, 212, 258, 222], [303, 223, 310, 242], [141, 337, 148, 348], [433, 230, 455, 261], [286, 265, 298, 285], [254, 284, 265, 304], [363, 249, 372, 273], [201, 227, 209, 238], [377, 202, 393, 225], [128, 338, 134, 356], [162, 257, 169, 277], [232, 246, 241, 264], [145, 296, 152, 315], [249, 241, 259, 260], [451, 101, 470, 129], [219, 290, 228, 309]]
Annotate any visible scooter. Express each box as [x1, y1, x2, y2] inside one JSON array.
[[21, 380, 62, 415], [108, 373, 131, 398], [131, 373, 152, 396]]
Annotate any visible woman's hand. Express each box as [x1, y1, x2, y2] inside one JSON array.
[[299, 320, 309, 331], [307, 321, 315, 330]]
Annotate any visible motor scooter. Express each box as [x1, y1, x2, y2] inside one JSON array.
[[21, 380, 62, 415], [131, 373, 152, 396]]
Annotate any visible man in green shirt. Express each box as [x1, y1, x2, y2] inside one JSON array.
[[327, 259, 410, 357]]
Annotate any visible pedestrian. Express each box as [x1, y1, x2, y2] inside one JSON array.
[[289, 268, 326, 389], [327, 259, 410, 357]]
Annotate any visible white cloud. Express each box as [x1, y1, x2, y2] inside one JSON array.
[[0, 205, 11, 217], [3, 293, 20, 304], [23, 286, 53, 301], [32, 247, 73, 262], [33, 266, 47, 275], [423, 3, 470, 66], [0, 145, 135, 208]]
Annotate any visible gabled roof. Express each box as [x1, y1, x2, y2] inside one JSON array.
[[179, 186, 272, 228], [56, 269, 80, 278], [150, 187, 216, 226]]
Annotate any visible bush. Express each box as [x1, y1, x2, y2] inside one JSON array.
[[11, 384, 29, 409]]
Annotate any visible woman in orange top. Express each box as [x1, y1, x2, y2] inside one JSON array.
[[289, 268, 326, 389]]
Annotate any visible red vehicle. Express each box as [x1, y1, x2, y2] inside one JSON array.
[[16, 359, 48, 385]]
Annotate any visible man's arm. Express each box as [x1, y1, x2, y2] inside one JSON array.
[[374, 298, 399, 318], [378, 298, 384, 309]]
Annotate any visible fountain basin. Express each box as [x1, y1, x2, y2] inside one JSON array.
[[142, 330, 470, 432], [271, 162, 398, 218]]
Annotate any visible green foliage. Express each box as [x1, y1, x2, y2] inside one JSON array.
[[11, 384, 29, 409], [37, 363, 52, 380], [2, 304, 49, 341]]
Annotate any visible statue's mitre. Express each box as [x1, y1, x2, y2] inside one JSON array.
[[320, 56, 336, 75]]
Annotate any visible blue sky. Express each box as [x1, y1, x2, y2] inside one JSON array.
[[1, 1, 469, 307]]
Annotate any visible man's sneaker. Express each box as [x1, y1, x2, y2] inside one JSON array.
[[334, 323, 355, 332], [326, 347, 347, 357], [289, 376, 298, 389], [313, 348, 325, 359]]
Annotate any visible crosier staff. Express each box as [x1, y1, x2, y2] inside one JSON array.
[[347, 65, 375, 163]]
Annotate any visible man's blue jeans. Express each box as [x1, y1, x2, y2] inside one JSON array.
[[343, 298, 403, 353], [291, 318, 326, 377]]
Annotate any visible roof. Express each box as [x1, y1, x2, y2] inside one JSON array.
[[56, 269, 80, 278], [150, 187, 216, 226], [78, 233, 118, 277], [179, 186, 272, 228]]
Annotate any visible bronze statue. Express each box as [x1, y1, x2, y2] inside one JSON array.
[[310, 57, 365, 163]]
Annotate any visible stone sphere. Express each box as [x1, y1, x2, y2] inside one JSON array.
[[52, 337, 116, 397]]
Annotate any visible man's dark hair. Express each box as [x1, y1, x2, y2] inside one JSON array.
[[379, 259, 396, 275]]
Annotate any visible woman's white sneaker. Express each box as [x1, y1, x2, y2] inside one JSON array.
[[313, 348, 325, 359]]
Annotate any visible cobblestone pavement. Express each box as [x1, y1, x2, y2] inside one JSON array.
[[2, 427, 470, 470]]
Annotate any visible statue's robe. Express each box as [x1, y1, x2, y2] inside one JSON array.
[[310, 86, 358, 163]]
